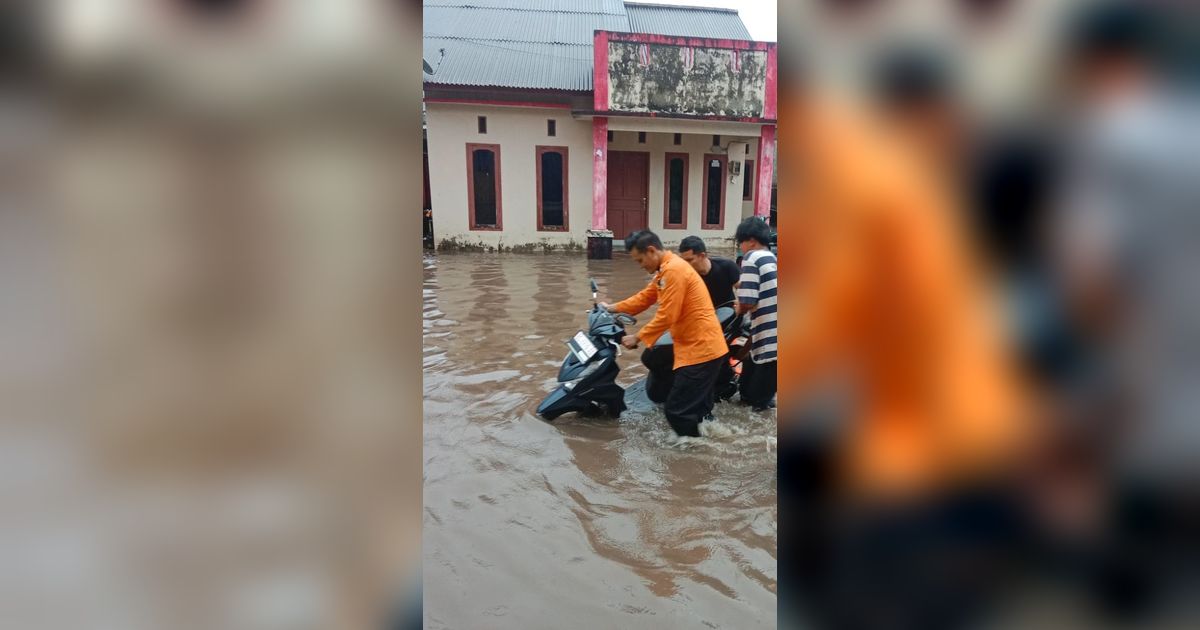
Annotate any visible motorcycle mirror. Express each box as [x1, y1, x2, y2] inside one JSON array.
[[590, 278, 598, 295]]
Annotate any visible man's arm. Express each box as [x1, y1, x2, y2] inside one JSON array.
[[636, 268, 684, 347], [611, 279, 658, 315], [737, 256, 759, 315]]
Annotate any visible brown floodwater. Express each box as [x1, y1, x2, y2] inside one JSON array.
[[423, 251, 777, 629]]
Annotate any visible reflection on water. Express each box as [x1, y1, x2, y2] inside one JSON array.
[[424, 252, 777, 629]]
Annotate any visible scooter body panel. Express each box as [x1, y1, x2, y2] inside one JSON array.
[[538, 302, 630, 421]]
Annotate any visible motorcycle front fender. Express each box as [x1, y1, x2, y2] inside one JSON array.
[[538, 386, 579, 420]]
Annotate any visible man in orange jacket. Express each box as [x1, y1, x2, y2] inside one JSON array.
[[601, 230, 729, 437]]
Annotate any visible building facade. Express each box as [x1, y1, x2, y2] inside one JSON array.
[[423, 1, 777, 254]]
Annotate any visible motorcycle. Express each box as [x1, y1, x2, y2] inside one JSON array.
[[537, 279, 637, 421], [640, 300, 751, 405]]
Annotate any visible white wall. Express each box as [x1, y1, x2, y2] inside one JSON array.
[[427, 103, 767, 249], [426, 103, 594, 249]]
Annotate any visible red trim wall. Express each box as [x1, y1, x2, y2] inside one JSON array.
[[763, 44, 778, 121], [700, 153, 728, 230], [662, 153, 689, 229], [466, 143, 503, 231], [536, 146, 569, 232], [592, 117, 608, 231], [593, 31, 610, 112], [755, 125, 776, 219], [604, 31, 776, 52]]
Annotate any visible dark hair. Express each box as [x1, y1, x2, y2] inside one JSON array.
[[734, 216, 772, 246], [625, 230, 664, 253], [678, 235, 707, 255], [871, 44, 954, 110]]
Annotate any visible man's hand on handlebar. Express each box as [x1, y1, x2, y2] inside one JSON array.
[[599, 302, 615, 313], [620, 334, 639, 350]]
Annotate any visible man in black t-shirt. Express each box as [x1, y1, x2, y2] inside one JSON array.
[[678, 236, 742, 403], [678, 236, 740, 308]]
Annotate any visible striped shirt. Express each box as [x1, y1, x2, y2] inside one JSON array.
[[738, 248, 778, 363]]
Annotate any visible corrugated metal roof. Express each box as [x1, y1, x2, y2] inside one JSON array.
[[424, 6, 629, 45], [625, 3, 752, 40], [425, 38, 594, 90], [423, 0, 756, 90]]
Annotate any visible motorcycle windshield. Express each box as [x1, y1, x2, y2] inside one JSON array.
[[587, 310, 624, 339]]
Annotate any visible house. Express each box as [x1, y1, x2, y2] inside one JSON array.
[[423, 0, 777, 257]]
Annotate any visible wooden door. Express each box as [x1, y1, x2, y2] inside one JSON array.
[[607, 151, 649, 240]]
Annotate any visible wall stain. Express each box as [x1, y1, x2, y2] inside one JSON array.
[[437, 237, 587, 253], [608, 43, 766, 118]]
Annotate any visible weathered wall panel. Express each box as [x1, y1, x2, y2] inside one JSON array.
[[607, 42, 768, 118]]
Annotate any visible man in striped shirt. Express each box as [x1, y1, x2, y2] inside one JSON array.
[[735, 217, 778, 411]]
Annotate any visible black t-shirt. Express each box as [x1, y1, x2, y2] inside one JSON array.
[[699, 256, 740, 308]]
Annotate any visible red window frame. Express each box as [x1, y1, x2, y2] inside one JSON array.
[[743, 159, 756, 201], [701, 153, 727, 230], [466, 143, 503, 231], [536, 146, 569, 232], [662, 153, 689, 229]]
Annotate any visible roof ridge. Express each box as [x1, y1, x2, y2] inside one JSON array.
[[623, 1, 738, 14], [425, 3, 627, 15]]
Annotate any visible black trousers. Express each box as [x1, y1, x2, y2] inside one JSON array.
[[739, 356, 777, 407], [664, 355, 725, 437]]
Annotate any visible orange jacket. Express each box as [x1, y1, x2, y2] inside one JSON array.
[[614, 251, 728, 369], [778, 96, 1031, 500]]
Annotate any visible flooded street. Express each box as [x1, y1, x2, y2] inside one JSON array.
[[423, 252, 777, 629]]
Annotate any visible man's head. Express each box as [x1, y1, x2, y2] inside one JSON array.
[[735, 217, 772, 255], [625, 230, 666, 273], [1064, 1, 1161, 103], [678, 235, 711, 274]]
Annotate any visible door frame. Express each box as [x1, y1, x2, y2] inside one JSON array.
[[607, 150, 651, 238]]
